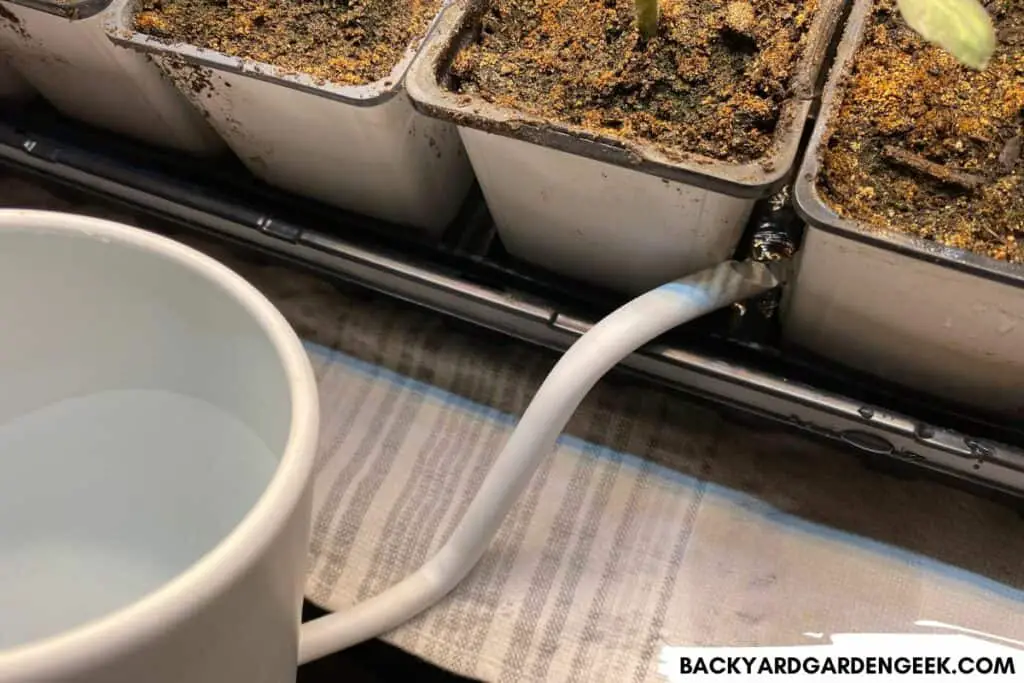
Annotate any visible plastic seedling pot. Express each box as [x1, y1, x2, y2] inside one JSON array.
[[103, 0, 474, 236], [404, 0, 845, 293], [781, 0, 1024, 420], [0, 0, 223, 154]]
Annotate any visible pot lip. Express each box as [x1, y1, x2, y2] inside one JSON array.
[[0, 209, 320, 678], [404, 0, 845, 199], [101, 0, 455, 107], [2, 0, 110, 21], [794, 0, 1024, 290]]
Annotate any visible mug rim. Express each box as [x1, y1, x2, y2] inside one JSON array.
[[0, 209, 320, 677]]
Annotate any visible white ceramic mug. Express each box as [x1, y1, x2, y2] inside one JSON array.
[[0, 210, 326, 683], [0, 210, 777, 683]]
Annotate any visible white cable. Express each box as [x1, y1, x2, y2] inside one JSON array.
[[298, 260, 779, 664]]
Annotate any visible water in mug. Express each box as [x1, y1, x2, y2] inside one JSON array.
[[0, 389, 279, 650]]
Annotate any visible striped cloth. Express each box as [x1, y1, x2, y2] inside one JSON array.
[[2, 175, 1023, 682]]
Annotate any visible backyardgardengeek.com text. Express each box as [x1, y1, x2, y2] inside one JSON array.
[[676, 655, 1015, 676]]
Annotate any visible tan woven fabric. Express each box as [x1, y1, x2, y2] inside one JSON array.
[[2, 176, 1022, 683]]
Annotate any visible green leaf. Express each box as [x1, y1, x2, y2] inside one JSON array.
[[896, 0, 997, 70]]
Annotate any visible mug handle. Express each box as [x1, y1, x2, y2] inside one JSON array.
[[297, 261, 778, 665]]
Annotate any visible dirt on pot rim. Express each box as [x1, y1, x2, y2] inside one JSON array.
[[820, 0, 1023, 264], [446, 0, 825, 164], [133, 0, 444, 86]]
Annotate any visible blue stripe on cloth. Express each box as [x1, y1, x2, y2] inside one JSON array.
[[304, 340, 1024, 605]]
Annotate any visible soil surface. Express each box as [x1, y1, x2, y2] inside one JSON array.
[[820, 0, 1024, 263], [134, 0, 443, 86], [448, 0, 823, 162]]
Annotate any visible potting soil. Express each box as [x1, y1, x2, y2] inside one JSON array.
[[448, 0, 823, 162], [134, 0, 444, 86], [821, 0, 1023, 263]]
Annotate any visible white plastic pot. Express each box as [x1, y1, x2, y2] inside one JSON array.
[[104, 0, 474, 236], [406, 0, 845, 293], [782, 1, 1024, 420], [782, 227, 1024, 419], [456, 128, 756, 294], [0, 0, 223, 154]]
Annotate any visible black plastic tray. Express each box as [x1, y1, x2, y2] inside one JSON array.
[[1, 99, 1023, 501]]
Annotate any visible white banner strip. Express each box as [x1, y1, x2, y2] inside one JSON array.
[[659, 634, 1023, 682]]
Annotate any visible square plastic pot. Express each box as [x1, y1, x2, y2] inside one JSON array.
[[104, 0, 474, 236], [782, 0, 1024, 420], [0, 0, 223, 154], [405, 0, 845, 293]]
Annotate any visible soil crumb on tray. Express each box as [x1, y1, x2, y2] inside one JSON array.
[[448, 0, 823, 162], [820, 0, 1024, 263], [134, 0, 443, 86]]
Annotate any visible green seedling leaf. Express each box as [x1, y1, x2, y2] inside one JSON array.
[[897, 0, 997, 70], [635, 0, 659, 40]]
